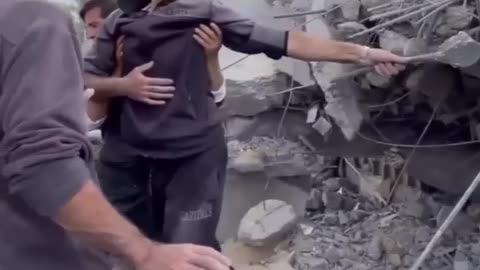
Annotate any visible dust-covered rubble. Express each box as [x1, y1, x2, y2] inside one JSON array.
[[290, 176, 480, 270]]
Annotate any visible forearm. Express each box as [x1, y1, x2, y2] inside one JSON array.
[[56, 181, 151, 266], [286, 31, 367, 63], [85, 73, 127, 101], [206, 55, 224, 91]]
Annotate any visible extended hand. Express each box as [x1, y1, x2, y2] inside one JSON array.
[[122, 61, 175, 105], [360, 47, 407, 77], [134, 243, 232, 270], [194, 23, 223, 57]]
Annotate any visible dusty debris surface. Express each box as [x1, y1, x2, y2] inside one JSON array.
[[228, 173, 480, 270]]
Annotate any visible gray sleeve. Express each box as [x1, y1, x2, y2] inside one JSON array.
[[83, 10, 122, 76], [0, 2, 92, 217], [210, 0, 288, 59]]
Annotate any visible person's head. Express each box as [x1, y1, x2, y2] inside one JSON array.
[[80, 0, 118, 39]]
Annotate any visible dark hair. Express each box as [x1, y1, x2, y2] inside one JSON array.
[[79, 0, 118, 20]]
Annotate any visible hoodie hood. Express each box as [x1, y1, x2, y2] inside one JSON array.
[[117, 0, 150, 13]]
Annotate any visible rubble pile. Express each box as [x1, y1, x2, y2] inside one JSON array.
[[276, 0, 480, 140], [293, 176, 480, 270], [228, 136, 331, 178], [284, 175, 480, 270]]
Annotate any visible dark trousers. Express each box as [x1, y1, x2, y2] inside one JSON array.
[[97, 142, 227, 250]]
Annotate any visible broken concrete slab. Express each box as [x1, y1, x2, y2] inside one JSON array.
[[264, 152, 309, 178], [305, 189, 324, 211], [231, 150, 266, 173], [224, 74, 287, 117], [445, 6, 474, 30], [238, 200, 298, 246], [322, 191, 343, 211]]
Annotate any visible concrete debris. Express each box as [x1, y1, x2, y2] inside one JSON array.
[[322, 191, 343, 211], [367, 234, 384, 260], [227, 137, 312, 178], [231, 150, 266, 173], [305, 189, 324, 212], [379, 30, 408, 55], [312, 116, 333, 137], [436, 206, 477, 236], [454, 251, 472, 270], [238, 200, 298, 247], [445, 6, 474, 30], [224, 74, 286, 117]]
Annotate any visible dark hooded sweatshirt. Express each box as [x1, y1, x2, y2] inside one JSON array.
[[0, 1, 107, 269], [84, 0, 289, 159]]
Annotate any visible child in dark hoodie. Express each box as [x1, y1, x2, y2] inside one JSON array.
[[84, 0, 405, 250]]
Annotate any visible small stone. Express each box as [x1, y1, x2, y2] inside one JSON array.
[[360, 0, 384, 9], [445, 6, 474, 30], [338, 211, 350, 225], [306, 189, 324, 212], [403, 38, 428, 56], [470, 243, 480, 255], [334, 232, 349, 243], [403, 255, 414, 266], [466, 203, 480, 222], [401, 199, 429, 219], [325, 245, 340, 264], [238, 200, 298, 246], [454, 251, 472, 270], [415, 226, 431, 244], [312, 116, 333, 137], [323, 213, 339, 226], [340, 0, 361, 20], [353, 230, 365, 241], [367, 234, 384, 260], [231, 150, 265, 173], [387, 254, 402, 267], [322, 191, 343, 211], [306, 257, 329, 270]]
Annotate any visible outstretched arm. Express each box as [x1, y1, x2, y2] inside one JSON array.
[[210, 0, 405, 76]]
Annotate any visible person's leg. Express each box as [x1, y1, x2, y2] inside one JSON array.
[[96, 156, 155, 238], [162, 141, 228, 250]]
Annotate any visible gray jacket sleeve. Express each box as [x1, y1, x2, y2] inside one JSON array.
[[83, 10, 123, 76], [211, 0, 288, 59], [0, 2, 92, 217]]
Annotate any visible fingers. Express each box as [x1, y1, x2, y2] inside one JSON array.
[[199, 24, 217, 41], [146, 92, 174, 100], [374, 63, 404, 77], [143, 85, 175, 93], [147, 77, 175, 86], [140, 98, 167, 106], [209, 23, 222, 39], [194, 34, 208, 48], [192, 246, 232, 267], [190, 255, 230, 270], [195, 26, 214, 45], [135, 61, 154, 72]]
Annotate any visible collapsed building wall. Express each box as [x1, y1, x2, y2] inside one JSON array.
[[272, 0, 480, 201]]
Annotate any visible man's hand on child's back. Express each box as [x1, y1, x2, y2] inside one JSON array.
[[120, 61, 175, 105], [194, 23, 223, 58]]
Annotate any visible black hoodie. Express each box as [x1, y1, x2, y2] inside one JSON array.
[[84, 0, 288, 158]]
